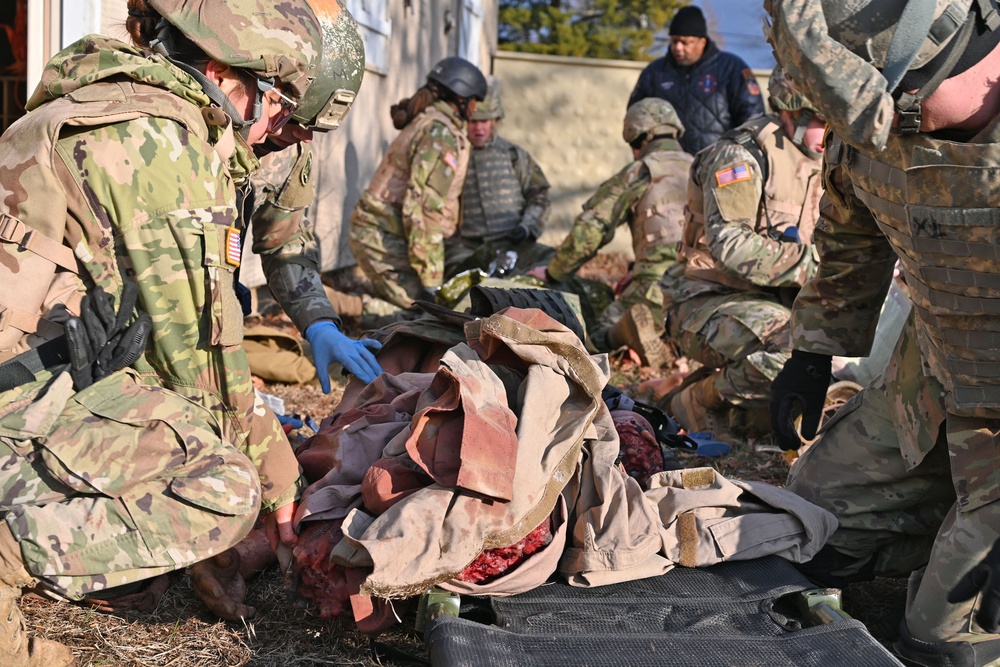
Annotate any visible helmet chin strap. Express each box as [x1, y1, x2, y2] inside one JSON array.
[[150, 25, 265, 141], [791, 109, 822, 159]]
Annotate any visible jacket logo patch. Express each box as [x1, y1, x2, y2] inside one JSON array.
[[746, 79, 760, 96], [226, 227, 242, 267], [443, 152, 458, 172], [697, 73, 718, 95], [715, 163, 752, 187]]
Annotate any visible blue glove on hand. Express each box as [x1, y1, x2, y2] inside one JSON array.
[[304, 321, 383, 391]]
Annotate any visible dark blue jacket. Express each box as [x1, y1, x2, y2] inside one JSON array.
[[628, 41, 765, 155]]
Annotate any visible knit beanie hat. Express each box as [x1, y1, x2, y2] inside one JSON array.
[[669, 6, 707, 38]]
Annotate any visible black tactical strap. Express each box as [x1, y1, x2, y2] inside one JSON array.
[[0, 336, 70, 392]]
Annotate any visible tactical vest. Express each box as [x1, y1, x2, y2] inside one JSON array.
[[0, 80, 220, 353], [631, 150, 694, 264], [461, 136, 525, 242], [681, 117, 823, 291], [362, 102, 470, 238], [835, 132, 1000, 414]]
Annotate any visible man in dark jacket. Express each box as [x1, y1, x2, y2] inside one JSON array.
[[627, 6, 764, 154]]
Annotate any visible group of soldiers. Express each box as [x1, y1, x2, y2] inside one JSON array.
[[333, 4, 1000, 666], [327, 56, 824, 450], [0, 0, 998, 664]]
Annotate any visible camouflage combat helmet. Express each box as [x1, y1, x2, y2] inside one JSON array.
[[764, 0, 996, 151], [147, 0, 322, 98], [470, 76, 504, 121], [292, 0, 366, 131], [426, 57, 488, 101], [767, 67, 815, 113], [622, 98, 685, 147]]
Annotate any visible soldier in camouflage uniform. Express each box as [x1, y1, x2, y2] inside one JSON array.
[[0, 0, 366, 661], [445, 76, 554, 277], [663, 68, 824, 440], [349, 57, 487, 310], [766, 0, 1000, 664], [243, 1, 383, 393], [528, 98, 692, 367], [249, 138, 382, 393]]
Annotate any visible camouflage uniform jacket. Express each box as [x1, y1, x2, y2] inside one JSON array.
[[0, 37, 300, 512], [792, 126, 1000, 416], [672, 116, 822, 306], [547, 137, 689, 282], [350, 100, 470, 288], [460, 134, 550, 243], [250, 144, 339, 333]]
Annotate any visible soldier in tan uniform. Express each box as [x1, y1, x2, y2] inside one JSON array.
[[664, 68, 824, 440], [349, 57, 487, 310], [528, 98, 692, 367], [766, 0, 1000, 664], [445, 76, 554, 277]]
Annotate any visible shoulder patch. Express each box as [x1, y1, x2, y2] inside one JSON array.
[[443, 152, 458, 172], [747, 79, 760, 96], [715, 163, 752, 187]]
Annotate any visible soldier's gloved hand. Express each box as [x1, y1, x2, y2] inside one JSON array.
[[65, 283, 152, 391], [769, 350, 832, 450], [507, 225, 530, 244], [948, 537, 1000, 632], [304, 320, 383, 391]]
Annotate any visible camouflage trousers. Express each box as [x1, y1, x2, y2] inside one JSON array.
[[349, 220, 433, 310], [787, 317, 1000, 644], [0, 369, 260, 600], [666, 291, 791, 407], [594, 269, 667, 345]]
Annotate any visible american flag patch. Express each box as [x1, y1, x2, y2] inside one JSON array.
[[715, 163, 752, 187], [443, 152, 458, 172], [225, 227, 242, 267]]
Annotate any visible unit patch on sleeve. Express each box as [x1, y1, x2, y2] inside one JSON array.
[[715, 163, 752, 187]]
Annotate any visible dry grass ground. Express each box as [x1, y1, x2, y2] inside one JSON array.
[[20, 253, 908, 666]]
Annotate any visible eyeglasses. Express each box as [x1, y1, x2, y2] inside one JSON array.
[[258, 79, 299, 133]]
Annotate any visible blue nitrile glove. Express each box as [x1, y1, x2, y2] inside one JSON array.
[[779, 226, 800, 244], [276, 413, 304, 430], [303, 321, 383, 391]]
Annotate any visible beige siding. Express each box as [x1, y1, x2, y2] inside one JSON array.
[[493, 51, 643, 255]]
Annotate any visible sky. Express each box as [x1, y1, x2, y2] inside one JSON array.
[[651, 1, 776, 70]]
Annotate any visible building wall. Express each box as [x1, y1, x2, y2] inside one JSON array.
[[492, 51, 643, 254]]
